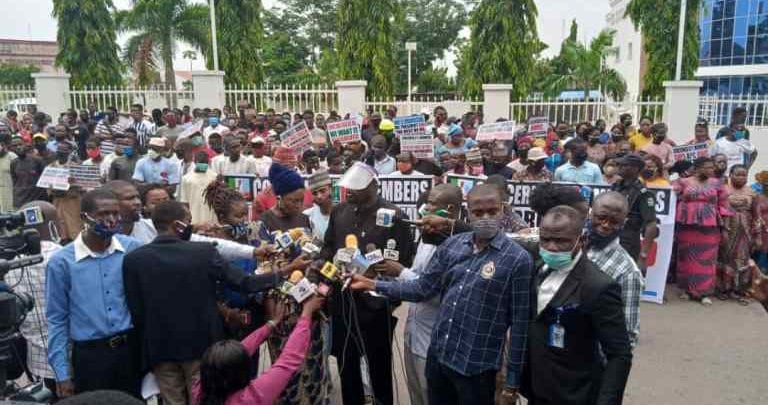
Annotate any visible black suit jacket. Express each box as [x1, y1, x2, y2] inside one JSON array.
[[122, 236, 280, 370], [522, 255, 632, 405]]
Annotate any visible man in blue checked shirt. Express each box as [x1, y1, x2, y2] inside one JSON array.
[[348, 183, 533, 405]]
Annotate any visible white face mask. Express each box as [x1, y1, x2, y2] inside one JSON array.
[[148, 149, 161, 160]]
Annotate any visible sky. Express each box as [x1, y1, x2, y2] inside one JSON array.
[[0, 0, 610, 74]]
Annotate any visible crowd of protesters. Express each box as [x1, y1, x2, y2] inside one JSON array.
[[0, 100, 765, 405]]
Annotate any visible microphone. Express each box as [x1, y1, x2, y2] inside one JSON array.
[[364, 243, 384, 266], [376, 208, 419, 228], [334, 234, 359, 265], [383, 239, 399, 262]]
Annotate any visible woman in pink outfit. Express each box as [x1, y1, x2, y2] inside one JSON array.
[[193, 295, 325, 405]]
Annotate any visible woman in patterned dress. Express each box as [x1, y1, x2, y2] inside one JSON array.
[[719, 165, 761, 304], [673, 157, 732, 306], [752, 171, 768, 274]]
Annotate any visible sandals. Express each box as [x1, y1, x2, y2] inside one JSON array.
[[701, 297, 713, 306]]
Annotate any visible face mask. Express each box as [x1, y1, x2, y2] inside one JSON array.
[[539, 242, 579, 270], [84, 213, 121, 240], [123, 146, 134, 157], [586, 219, 622, 250], [211, 145, 224, 153], [87, 148, 101, 159], [174, 220, 193, 241], [589, 137, 600, 145], [148, 149, 161, 160], [734, 131, 746, 140], [191, 137, 204, 146], [230, 222, 250, 240], [35, 143, 47, 152], [572, 151, 588, 162], [195, 162, 209, 172], [471, 217, 500, 240], [653, 135, 665, 144], [641, 169, 655, 179], [56, 151, 69, 162], [208, 117, 219, 126]]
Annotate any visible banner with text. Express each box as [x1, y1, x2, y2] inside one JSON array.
[[527, 117, 549, 138], [394, 115, 427, 138], [36, 167, 70, 191], [476, 120, 517, 141], [280, 121, 313, 154], [327, 119, 362, 144], [446, 174, 675, 304], [672, 142, 710, 162]]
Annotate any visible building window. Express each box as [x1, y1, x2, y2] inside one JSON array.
[[627, 42, 633, 61]]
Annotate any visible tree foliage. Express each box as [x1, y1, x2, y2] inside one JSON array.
[[115, 0, 209, 88], [547, 30, 627, 100], [53, 0, 123, 87], [211, 0, 264, 85], [0, 64, 39, 86], [336, 0, 402, 97], [627, 0, 701, 97], [457, 0, 545, 99], [415, 67, 456, 93]]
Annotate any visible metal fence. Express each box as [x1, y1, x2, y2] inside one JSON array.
[[0, 85, 36, 113], [69, 85, 194, 112], [365, 94, 483, 117], [509, 96, 665, 125], [225, 84, 338, 115], [699, 95, 768, 127]]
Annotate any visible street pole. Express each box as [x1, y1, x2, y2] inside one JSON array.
[[209, 0, 219, 71], [406, 42, 417, 114], [675, 0, 687, 81]]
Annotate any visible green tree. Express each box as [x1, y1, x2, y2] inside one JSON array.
[[547, 29, 627, 100], [115, 0, 209, 88], [261, 31, 311, 84], [457, 0, 544, 98], [0, 63, 39, 86], [278, 0, 337, 66], [627, 0, 700, 97], [53, 0, 123, 87], [415, 66, 456, 93], [211, 0, 264, 85], [397, 0, 467, 94], [336, 0, 402, 96]]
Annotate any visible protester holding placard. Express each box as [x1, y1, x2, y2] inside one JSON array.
[[47, 142, 82, 242], [687, 121, 713, 145]]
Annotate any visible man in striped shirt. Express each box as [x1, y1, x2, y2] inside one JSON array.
[[125, 103, 155, 151], [94, 106, 124, 140]]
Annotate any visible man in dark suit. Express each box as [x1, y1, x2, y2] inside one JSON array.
[[522, 205, 632, 405], [122, 201, 305, 405]]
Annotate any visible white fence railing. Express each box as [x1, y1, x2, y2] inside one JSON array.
[[509, 96, 665, 125], [0, 85, 36, 113], [225, 84, 338, 115], [365, 94, 483, 117], [69, 85, 194, 112], [699, 95, 768, 127]]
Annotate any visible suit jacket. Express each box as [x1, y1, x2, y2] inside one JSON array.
[[123, 235, 280, 371], [522, 255, 632, 405]]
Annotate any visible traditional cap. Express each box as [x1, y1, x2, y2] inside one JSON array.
[[527, 147, 548, 161], [269, 163, 304, 196], [32, 133, 47, 141], [148, 137, 167, 147], [308, 170, 332, 190], [379, 119, 395, 132], [617, 153, 646, 169], [339, 161, 378, 190]]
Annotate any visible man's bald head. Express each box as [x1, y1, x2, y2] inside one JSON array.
[[593, 191, 629, 217]]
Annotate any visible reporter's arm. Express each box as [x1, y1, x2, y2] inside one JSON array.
[[240, 321, 278, 357], [191, 233, 256, 260]]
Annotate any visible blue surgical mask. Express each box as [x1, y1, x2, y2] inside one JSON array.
[[84, 213, 121, 240], [191, 137, 204, 147], [735, 130, 746, 140], [229, 222, 250, 240], [208, 117, 219, 126], [123, 146, 134, 157]]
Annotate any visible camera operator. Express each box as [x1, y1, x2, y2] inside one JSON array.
[[4, 201, 62, 396]]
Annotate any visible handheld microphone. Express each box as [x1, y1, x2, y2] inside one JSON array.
[[376, 208, 419, 228], [364, 243, 384, 266], [383, 239, 399, 262]]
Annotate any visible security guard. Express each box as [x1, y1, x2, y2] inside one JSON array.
[[612, 153, 657, 270]]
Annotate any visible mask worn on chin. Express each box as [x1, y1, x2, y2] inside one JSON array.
[[174, 220, 193, 241], [586, 219, 622, 250], [471, 217, 500, 240], [84, 214, 121, 240], [539, 239, 580, 270]]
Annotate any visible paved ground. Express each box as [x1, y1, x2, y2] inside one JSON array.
[[327, 285, 768, 405]]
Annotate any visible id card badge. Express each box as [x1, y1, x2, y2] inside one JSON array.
[[548, 323, 565, 349]]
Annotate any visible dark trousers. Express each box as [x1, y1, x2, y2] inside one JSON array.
[[72, 331, 141, 397], [426, 349, 496, 405], [334, 313, 396, 405]]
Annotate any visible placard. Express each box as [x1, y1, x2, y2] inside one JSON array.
[[527, 117, 549, 138], [69, 164, 102, 190], [36, 166, 70, 191], [326, 119, 362, 144], [476, 120, 517, 141], [279, 121, 313, 154], [672, 142, 710, 162], [394, 115, 427, 138], [400, 132, 434, 159]]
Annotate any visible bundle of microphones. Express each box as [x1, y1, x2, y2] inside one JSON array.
[[257, 208, 411, 306]]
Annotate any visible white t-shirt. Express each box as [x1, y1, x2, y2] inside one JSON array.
[[211, 154, 257, 175], [710, 137, 756, 171], [249, 155, 273, 177]]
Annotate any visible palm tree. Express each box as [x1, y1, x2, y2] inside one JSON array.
[[548, 29, 627, 100], [115, 0, 209, 89]]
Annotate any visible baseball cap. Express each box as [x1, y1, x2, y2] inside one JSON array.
[[617, 153, 645, 168], [339, 162, 378, 190], [250, 136, 265, 144], [379, 119, 395, 132], [527, 147, 548, 161], [148, 137, 167, 148], [32, 133, 47, 141]]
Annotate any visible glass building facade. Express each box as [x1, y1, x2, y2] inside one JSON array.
[[700, 0, 768, 95]]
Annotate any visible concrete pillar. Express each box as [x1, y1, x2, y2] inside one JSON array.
[[482, 84, 513, 121], [192, 71, 226, 109], [32, 73, 71, 115], [335, 80, 367, 116], [663, 80, 703, 144]]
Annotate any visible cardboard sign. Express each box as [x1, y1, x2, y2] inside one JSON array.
[[394, 115, 427, 138], [400, 132, 434, 159], [69, 164, 102, 190], [672, 142, 710, 162], [476, 120, 517, 141], [327, 119, 362, 144], [280, 121, 313, 154], [527, 117, 549, 138], [36, 167, 70, 191]]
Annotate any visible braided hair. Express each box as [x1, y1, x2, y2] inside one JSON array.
[[203, 180, 245, 223]]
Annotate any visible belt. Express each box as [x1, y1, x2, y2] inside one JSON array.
[[74, 330, 132, 350]]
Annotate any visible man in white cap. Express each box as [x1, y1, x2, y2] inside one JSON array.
[[248, 136, 272, 177], [133, 137, 180, 191], [303, 170, 333, 240], [319, 161, 415, 405]]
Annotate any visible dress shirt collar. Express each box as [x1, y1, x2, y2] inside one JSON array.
[[73, 233, 125, 262]]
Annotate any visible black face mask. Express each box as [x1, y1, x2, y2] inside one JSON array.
[[572, 151, 588, 162], [35, 143, 47, 152], [587, 219, 622, 250]]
